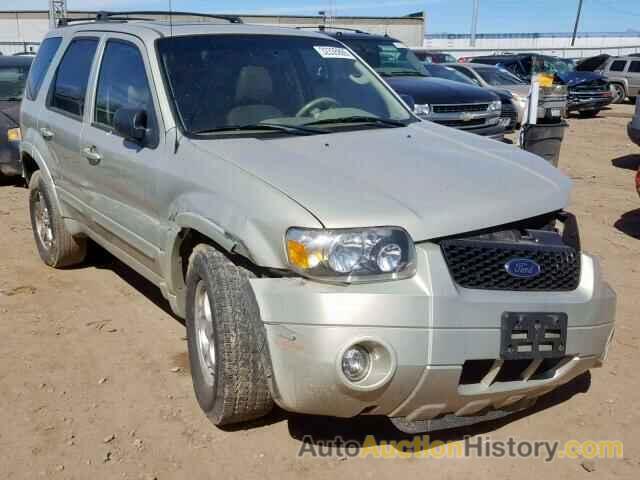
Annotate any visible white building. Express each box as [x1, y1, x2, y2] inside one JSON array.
[[0, 10, 426, 54]]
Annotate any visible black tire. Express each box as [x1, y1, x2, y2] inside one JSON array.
[[578, 110, 600, 118], [28, 171, 86, 268], [185, 244, 273, 426], [610, 84, 626, 104]]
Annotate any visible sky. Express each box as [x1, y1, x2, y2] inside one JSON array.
[[1, 0, 639, 34]]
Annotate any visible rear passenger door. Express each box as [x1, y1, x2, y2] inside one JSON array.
[[628, 61, 640, 97], [79, 34, 165, 270], [40, 36, 99, 204]]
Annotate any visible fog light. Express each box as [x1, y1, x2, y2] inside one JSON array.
[[341, 345, 370, 382]]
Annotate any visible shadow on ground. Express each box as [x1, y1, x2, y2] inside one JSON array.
[[611, 154, 640, 171], [615, 209, 640, 239], [285, 372, 591, 451]]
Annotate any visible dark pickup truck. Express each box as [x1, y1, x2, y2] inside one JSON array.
[[470, 54, 612, 117]]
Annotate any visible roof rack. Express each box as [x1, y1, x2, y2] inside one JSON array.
[[58, 10, 243, 27], [296, 26, 369, 35]]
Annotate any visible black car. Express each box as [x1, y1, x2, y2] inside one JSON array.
[[412, 50, 457, 64], [0, 56, 32, 178], [323, 30, 505, 139], [471, 53, 612, 117]]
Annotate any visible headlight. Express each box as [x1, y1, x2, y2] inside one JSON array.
[[413, 104, 431, 117], [488, 100, 502, 112], [286, 227, 417, 283], [7, 128, 21, 142]]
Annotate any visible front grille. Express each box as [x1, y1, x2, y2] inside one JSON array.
[[501, 102, 517, 121], [440, 239, 581, 291], [436, 118, 486, 128], [432, 103, 489, 113], [572, 81, 608, 92]]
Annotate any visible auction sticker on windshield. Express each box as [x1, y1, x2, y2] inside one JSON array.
[[314, 46, 355, 59]]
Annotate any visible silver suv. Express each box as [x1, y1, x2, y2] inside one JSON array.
[[20, 15, 616, 433], [599, 56, 640, 104]]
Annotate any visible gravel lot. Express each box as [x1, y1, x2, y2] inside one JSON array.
[[1, 104, 639, 479]]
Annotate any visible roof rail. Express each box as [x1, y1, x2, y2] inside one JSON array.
[[296, 26, 369, 35], [58, 10, 243, 27]]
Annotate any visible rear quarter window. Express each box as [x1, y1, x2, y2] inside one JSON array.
[[629, 61, 640, 73], [26, 37, 62, 101]]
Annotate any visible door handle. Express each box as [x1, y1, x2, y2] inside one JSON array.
[[82, 146, 102, 165], [40, 127, 55, 140]]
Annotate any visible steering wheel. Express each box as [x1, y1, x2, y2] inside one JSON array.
[[296, 97, 339, 118]]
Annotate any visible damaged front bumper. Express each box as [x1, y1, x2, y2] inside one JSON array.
[[249, 242, 616, 431]]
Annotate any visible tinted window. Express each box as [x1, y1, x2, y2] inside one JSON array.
[[629, 61, 640, 73], [50, 38, 99, 117], [610, 60, 627, 72], [26, 37, 62, 100], [95, 41, 154, 129]]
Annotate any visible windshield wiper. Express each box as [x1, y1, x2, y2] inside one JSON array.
[[192, 123, 327, 136], [304, 116, 408, 128]]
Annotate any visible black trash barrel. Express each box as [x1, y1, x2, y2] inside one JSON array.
[[521, 121, 568, 167]]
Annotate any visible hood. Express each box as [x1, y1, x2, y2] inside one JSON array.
[[557, 71, 607, 87], [0, 101, 20, 127], [385, 77, 499, 105], [190, 122, 571, 242]]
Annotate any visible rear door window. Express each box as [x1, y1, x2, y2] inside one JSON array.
[[629, 61, 640, 73], [609, 60, 628, 72], [49, 37, 99, 118], [26, 36, 62, 101]]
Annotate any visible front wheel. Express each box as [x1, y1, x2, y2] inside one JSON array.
[[28, 171, 86, 268], [185, 244, 273, 426], [578, 109, 600, 118], [610, 84, 626, 104]]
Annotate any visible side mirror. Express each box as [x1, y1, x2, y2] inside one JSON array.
[[113, 108, 148, 143], [399, 94, 416, 111]]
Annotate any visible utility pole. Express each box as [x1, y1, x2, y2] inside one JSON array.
[[470, 0, 479, 47], [571, 0, 583, 47], [48, 0, 67, 29]]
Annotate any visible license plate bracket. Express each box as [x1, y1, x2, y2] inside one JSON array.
[[500, 312, 567, 360]]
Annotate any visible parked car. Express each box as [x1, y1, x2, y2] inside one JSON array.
[[412, 49, 457, 64], [0, 55, 32, 178], [597, 56, 640, 104], [471, 53, 612, 117], [21, 15, 616, 433], [422, 63, 520, 132], [323, 30, 505, 139], [446, 63, 529, 126]]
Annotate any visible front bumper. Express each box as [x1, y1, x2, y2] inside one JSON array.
[[250, 242, 616, 425], [568, 93, 612, 112], [0, 139, 21, 176]]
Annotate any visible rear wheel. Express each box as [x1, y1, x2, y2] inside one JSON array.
[[185, 244, 273, 426], [28, 171, 86, 268], [610, 83, 626, 104]]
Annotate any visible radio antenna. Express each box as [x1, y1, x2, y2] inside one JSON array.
[[169, 0, 174, 37]]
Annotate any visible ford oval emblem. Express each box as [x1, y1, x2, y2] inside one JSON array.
[[504, 258, 541, 278]]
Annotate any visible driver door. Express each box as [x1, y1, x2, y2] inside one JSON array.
[[79, 34, 165, 272]]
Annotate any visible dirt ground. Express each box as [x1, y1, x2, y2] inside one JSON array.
[[1, 104, 639, 479]]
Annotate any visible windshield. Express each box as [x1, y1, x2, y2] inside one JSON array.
[[157, 35, 412, 135], [423, 64, 476, 85], [338, 38, 428, 77], [532, 56, 576, 76], [0, 65, 29, 100], [475, 67, 526, 86]]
